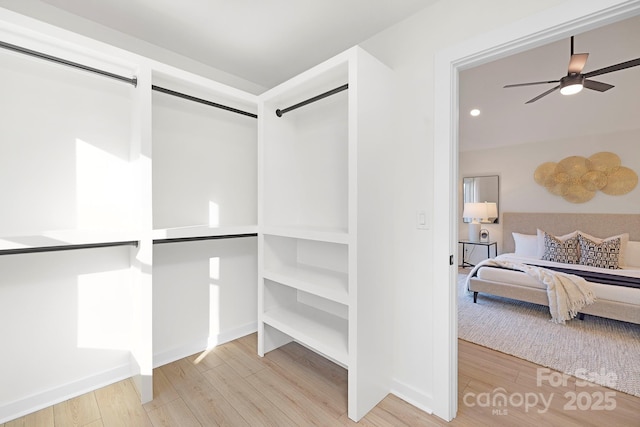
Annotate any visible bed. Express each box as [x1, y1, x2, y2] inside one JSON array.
[[467, 212, 640, 324]]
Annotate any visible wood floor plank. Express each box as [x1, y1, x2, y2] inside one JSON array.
[[245, 365, 342, 426], [514, 365, 578, 392], [4, 406, 54, 427], [340, 405, 404, 427], [187, 347, 225, 373], [146, 398, 201, 427], [5, 336, 640, 426], [159, 358, 248, 426], [234, 333, 259, 355], [271, 340, 310, 361], [209, 340, 266, 378], [297, 347, 348, 389], [202, 362, 298, 426], [374, 395, 444, 427], [142, 367, 180, 413], [94, 379, 153, 427], [458, 357, 518, 388], [263, 345, 348, 418], [52, 391, 101, 426]]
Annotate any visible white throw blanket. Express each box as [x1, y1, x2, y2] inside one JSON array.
[[467, 259, 596, 324]]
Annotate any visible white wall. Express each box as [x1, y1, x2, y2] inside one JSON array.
[[360, 0, 570, 416], [0, 50, 135, 236], [460, 128, 640, 256], [153, 238, 257, 367]]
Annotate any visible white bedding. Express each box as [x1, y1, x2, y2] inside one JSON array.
[[476, 253, 640, 305]]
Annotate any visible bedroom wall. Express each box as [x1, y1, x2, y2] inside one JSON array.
[[459, 128, 640, 257]]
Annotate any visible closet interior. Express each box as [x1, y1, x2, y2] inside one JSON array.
[[0, 12, 395, 423]]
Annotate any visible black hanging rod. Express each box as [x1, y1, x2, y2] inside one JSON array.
[[0, 240, 139, 256], [276, 83, 348, 117], [152, 85, 258, 118], [153, 233, 257, 244], [0, 40, 137, 87]]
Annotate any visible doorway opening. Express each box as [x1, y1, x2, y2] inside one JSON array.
[[433, 1, 640, 421]]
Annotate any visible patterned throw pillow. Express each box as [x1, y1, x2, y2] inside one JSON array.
[[542, 232, 580, 264], [578, 234, 621, 269]]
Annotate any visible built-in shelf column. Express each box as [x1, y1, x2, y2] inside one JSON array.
[[258, 46, 394, 422]]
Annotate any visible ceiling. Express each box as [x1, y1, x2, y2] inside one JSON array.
[[13, 0, 435, 89], [459, 14, 640, 152]]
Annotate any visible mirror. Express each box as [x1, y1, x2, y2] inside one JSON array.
[[463, 175, 499, 223]]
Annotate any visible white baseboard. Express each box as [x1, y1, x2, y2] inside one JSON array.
[[0, 363, 132, 424], [208, 321, 257, 349], [2, 322, 259, 424], [153, 321, 258, 368], [390, 378, 435, 416], [153, 339, 209, 369]]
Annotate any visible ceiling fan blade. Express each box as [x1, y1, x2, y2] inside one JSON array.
[[583, 79, 614, 92], [568, 53, 589, 74], [583, 57, 640, 78], [504, 80, 559, 88], [525, 85, 560, 104]]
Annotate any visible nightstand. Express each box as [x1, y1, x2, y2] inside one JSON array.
[[458, 240, 497, 267]]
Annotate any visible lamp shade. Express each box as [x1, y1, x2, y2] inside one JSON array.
[[463, 202, 484, 242], [481, 202, 498, 223], [462, 202, 486, 221]]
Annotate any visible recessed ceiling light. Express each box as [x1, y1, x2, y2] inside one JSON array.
[[470, 109, 480, 117]]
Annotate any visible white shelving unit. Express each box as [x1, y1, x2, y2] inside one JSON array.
[[1, 8, 396, 423], [150, 69, 259, 367], [258, 46, 395, 422], [0, 11, 259, 422], [0, 27, 152, 420], [151, 71, 258, 235]]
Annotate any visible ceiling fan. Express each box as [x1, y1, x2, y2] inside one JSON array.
[[504, 36, 640, 104]]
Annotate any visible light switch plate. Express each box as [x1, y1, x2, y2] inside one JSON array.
[[417, 210, 429, 230]]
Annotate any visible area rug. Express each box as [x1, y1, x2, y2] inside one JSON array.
[[457, 273, 640, 397]]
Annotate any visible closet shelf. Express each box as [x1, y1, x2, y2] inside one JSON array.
[[262, 225, 348, 244], [263, 265, 348, 305], [263, 304, 348, 366]]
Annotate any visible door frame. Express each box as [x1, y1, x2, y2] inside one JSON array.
[[432, 0, 640, 420]]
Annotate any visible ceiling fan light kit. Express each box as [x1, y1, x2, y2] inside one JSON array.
[[559, 74, 584, 95], [504, 36, 640, 103]]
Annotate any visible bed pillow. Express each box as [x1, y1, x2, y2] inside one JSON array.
[[512, 232, 540, 258], [577, 231, 629, 267], [625, 241, 640, 268], [537, 229, 578, 259], [541, 231, 580, 264], [578, 233, 622, 269]]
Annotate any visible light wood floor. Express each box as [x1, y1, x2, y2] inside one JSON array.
[[4, 334, 639, 426]]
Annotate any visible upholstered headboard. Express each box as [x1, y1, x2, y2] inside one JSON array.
[[502, 212, 640, 254]]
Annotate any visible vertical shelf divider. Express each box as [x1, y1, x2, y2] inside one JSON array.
[[129, 63, 154, 403]]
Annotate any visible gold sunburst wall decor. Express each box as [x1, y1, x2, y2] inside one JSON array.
[[534, 152, 638, 203]]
